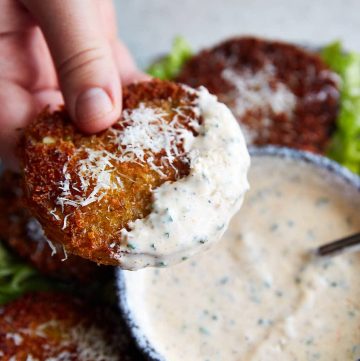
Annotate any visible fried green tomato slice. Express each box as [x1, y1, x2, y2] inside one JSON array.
[[177, 36, 340, 153], [0, 171, 108, 283], [0, 292, 141, 361], [20, 80, 200, 266]]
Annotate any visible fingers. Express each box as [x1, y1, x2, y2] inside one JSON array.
[[0, 28, 58, 94], [0, 80, 37, 170], [0, 0, 34, 33], [0, 84, 63, 170], [112, 40, 151, 85], [33, 89, 64, 111], [21, 0, 121, 133], [99, 0, 150, 84]]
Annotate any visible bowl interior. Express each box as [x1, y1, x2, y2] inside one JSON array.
[[116, 145, 360, 361]]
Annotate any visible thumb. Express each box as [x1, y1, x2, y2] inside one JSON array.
[[21, 0, 121, 133]]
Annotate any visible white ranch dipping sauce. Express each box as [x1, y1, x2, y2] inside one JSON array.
[[123, 155, 360, 360], [116, 87, 250, 269]]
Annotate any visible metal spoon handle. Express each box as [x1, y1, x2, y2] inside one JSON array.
[[317, 232, 360, 257]]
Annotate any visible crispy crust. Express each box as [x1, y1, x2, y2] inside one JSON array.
[[0, 171, 108, 282], [20, 80, 201, 265], [0, 292, 141, 360], [177, 36, 340, 153]]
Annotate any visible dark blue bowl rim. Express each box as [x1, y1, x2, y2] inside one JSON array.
[[116, 145, 360, 361]]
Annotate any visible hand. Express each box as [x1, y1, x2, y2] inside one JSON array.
[[0, 0, 147, 169]]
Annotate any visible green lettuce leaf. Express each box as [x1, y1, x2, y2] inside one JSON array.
[[0, 241, 55, 305], [147, 36, 192, 80], [0, 240, 116, 305], [321, 41, 360, 175]]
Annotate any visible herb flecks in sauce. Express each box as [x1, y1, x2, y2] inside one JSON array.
[[124, 157, 360, 361]]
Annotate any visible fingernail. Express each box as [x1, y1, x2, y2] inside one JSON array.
[[75, 88, 113, 126]]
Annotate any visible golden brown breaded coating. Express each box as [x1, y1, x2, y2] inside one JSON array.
[[0, 171, 108, 283], [20, 80, 201, 265], [0, 292, 142, 361], [177, 37, 340, 154]]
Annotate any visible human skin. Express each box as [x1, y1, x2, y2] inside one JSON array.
[[0, 0, 148, 169]]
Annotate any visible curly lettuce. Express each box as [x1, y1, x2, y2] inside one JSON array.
[[0, 240, 116, 305], [321, 41, 360, 175], [147, 36, 192, 80], [0, 241, 55, 305]]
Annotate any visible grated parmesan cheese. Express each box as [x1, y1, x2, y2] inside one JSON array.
[[53, 99, 200, 229], [221, 63, 296, 143], [27, 217, 57, 256], [111, 103, 197, 166], [6, 333, 23, 346], [8, 320, 122, 361], [61, 245, 68, 262], [56, 149, 122, 211], [114, 87, 250, 269]]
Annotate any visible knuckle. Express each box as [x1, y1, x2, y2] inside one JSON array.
[[57, 46, 108, 81]]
